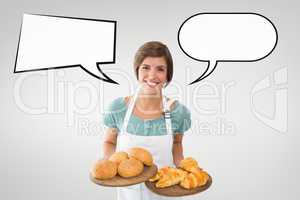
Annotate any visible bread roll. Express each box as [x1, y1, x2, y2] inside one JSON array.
[[91, 159, 117, 180], [118, 157, 144, 178], [109, 151, 128, 166], [127, 147, 153, 166]]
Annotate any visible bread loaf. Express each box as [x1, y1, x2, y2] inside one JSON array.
[[118, 157, 144, 178], [109, 151, 129, 166], [91, 160, 117, 180], [128, 147, 153, 166]]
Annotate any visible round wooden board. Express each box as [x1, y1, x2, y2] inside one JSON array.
[[90, 164, 157, 187], [144, 174, 212, 197]]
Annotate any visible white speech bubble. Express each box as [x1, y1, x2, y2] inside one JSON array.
[[178, 13, 278, 84], [15, 14, 118, 84]]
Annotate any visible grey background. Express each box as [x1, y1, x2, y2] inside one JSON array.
[[1, 0, 299, 200]]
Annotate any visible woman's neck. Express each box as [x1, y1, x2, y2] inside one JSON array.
[[135, 93, 163, 114]]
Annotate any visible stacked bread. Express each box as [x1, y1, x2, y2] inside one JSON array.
[[91, 147, 153, 180], [148, 157, 209, 189]]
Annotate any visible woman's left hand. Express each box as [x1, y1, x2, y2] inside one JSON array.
[[172, 133, 184, 167]]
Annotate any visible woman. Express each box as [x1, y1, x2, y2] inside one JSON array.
[[102, 41, 191, 200]]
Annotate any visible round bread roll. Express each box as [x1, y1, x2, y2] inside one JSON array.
[[127, 147, 153, 166], [118, 157, 144, 178], [109, 151, 129, 166], [91, 159, 117, 180]]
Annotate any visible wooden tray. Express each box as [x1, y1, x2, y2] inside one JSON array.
[[90, 164, 157, 187], [144, 174, 212, 196]]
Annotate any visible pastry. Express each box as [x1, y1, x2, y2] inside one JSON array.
[[180, 172, 199, 189], [156, 168, 187, 188], [190, 167, 209, 187], [149, 167, 188, 188], [109, 151, 129, 166], [91, 159, 117, 180], [179, 157, 200, 172], [149, 157, 210, 190], [127, 147, 153, 166], [118, 157, 144, 178], [180, 168, 209, 189], [149, 166, 171, 182]]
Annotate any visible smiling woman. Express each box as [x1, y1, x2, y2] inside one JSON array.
[[134, 41, 173, 87], [100, 41, 191, 200]]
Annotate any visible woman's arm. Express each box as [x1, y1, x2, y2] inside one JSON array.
[[172, 133, 184, 167], [102, 128, 118, 159]]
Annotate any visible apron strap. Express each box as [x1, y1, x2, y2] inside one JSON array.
[[121, 85, 141, 134], [121, 85, 173, 135], [162, 87, 173, 135]]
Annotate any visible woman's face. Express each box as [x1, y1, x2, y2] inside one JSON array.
[[137, 56, 168, 95]]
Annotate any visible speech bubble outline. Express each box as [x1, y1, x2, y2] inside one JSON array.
[[177, 12, 278, 85], [14, 13, 118, 84]]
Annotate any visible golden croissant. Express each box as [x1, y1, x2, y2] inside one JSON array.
[[149, 167, 188, 188], [179, 157, 202, 172], [149, 166, 171, 182], [149, 158, 210, 190], [180, 168, 209, 189]]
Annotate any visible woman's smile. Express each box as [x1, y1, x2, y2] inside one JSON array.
[[144, 80, 160, 88]]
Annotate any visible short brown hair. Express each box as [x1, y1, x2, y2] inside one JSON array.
[[133, 41, 173, 86]]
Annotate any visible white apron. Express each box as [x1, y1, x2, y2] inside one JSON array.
[[116, 86, 182, 200]]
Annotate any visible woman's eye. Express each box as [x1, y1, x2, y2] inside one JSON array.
[[158, 68, 165, 72], [141, 66, 149, 70]]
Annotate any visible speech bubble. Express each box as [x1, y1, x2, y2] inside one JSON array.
[[14, 13, 118, 84], [178, 13, 278, 85]]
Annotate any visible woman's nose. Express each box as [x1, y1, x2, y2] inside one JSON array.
[[148, 68, 157, 78]]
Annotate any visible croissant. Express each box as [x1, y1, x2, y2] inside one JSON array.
[[149, 157, 210, 190], [179, 157, 202, 172], [180, 172, 198, 189], [156, 168, 187, 188], [149, 166, 171, 182], [190, 167, 209, 186], [180, 168, 209, 189], [149, 167, 188, 188]]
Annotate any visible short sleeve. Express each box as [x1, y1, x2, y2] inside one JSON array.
[[171, 103, 191, 134], [102, 97, 126, 132]]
